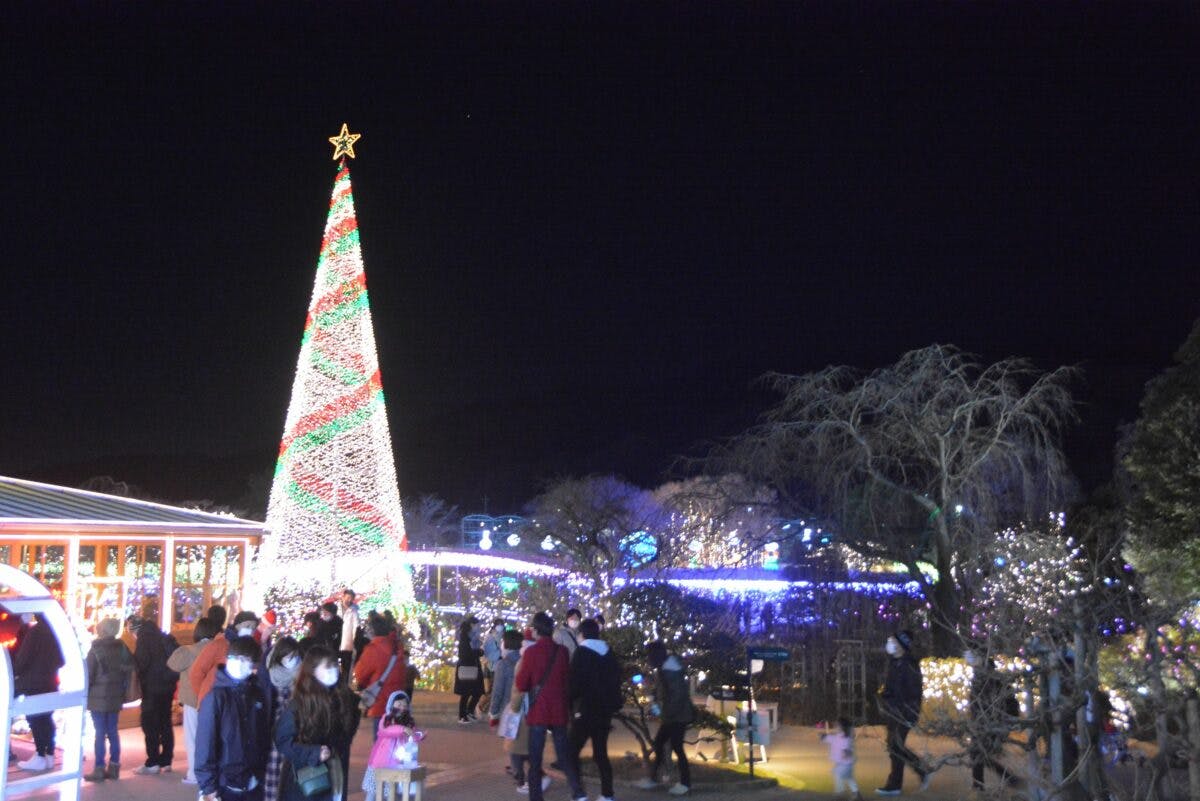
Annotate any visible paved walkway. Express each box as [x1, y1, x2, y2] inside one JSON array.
[[9, 692, 997, 800]]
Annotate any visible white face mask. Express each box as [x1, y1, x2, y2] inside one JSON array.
[[567, 619, 580, 630], [282, 653, 302, 671], [494, 625, 504, 634], [885, 639, 901, 656], [226, 658, 253, 681], [315, 665, 340, 687], [237, 625, 256, 638]]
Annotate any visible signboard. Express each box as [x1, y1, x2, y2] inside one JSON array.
[[747, 647, 790, 662]]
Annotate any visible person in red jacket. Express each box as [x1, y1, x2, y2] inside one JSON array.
[[353, 617, 407, 746], [513, 612, 585, 801]]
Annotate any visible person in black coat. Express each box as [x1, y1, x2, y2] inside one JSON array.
[[569, 619, 623, 801], [453, 616, 484, 723], [317, 603, 342, 653], [132, 617, 180, 774], [13, 613, 64, 772], [876, 630, 929, 796], [196, 636, 269, 801]]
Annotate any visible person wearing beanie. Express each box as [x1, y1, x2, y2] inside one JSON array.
[[876, 631, 929, 795]]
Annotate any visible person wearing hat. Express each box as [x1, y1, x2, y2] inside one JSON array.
[[876, 630, 929, 795]]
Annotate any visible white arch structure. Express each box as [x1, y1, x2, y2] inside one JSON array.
[[0, 564, 86, 801]]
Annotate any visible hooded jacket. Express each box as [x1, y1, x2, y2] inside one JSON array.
[[167, 636, 211, 708], [570, 638, 623, 721], [195, 665, 269, 795], [86, 636, 133, 713], [190, 633, 229, 706], [652, 655, 694, 725], [881, 652, 923, 726]]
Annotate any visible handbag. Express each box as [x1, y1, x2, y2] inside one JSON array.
[[358, 653, 398, 713], [456, 665, 480, 682], [498, 697, 525, 739], [293, 762, 331, 798]]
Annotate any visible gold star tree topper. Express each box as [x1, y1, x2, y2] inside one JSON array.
[[328, 123, 362, 160]]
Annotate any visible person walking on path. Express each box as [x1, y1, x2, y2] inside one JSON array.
[[167, 616, 218, 785], [354, 616, 407, 745], [482, 617, 505, 698], [261, 637, 302, 801], [965, 646, 1017, 792], [569, 618, 623, 801], [273, 645, 360, 801], [337, 589, 359, 677], [876, 630, 930, 796], [552, 609, 582, 659], [83, 617, 134, 782], [822, 717, 864, 801], [514, 612, 586, 801], [317, 602, 342, 653], [635, 640, 694, 796], [454, 616, 485, 723], [132, 616, 180, 775], [195, 636, 269, 801], [489, 629, 523, 728]]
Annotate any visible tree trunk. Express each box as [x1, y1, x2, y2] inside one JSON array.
[[1187, 694, 1200, 801]]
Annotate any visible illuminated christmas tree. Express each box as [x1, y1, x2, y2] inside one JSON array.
[[259, 124, 412, 606]]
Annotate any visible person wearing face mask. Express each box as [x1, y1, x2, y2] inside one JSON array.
[[12, 613, 65, 772], [553, 609, 582, 659], [167, 617, 219, 785], [964, 647, 1017, 792], [192, 609, 258, 709], [274, 646, 361, 801], [482, 618, 505, 697], [876, 630, 929, 796], [262, 637, 303, 801], [196, 636, 269, 801], [318, 602, 343, 653]]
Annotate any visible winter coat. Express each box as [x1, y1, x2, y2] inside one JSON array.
[[273, 697, 357, 801], [195, 666, 269, 796], [514, 636, 571, 727], [134, 624, 179, 696], [353, 633, 407, 718], [652, 655, 694, 725], [570, 638, 624, 721], [970, 665, 1017, 752], [318, 616, 342, 652], [86, 636, 134, 713], [483, 630, 503, 668], [880, 654, 923, 726], [366, 691, 420, 769], [552, 625, 579, 659], [167, 637, 211, 708], [12, 620, 64, 694], [190, 633, 230, 706], [489, 650, 520, 718], [453, 634, 484, 696]]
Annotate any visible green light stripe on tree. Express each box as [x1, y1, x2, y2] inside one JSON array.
[[313, 289, 370, 329], [277, 390, 385, 465], [308, 347, 365, 386], [284, 481, 387, 546]]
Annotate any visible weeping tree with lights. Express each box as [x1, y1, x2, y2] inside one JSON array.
[[529, 475, 674, 609], [708, 345, 1079, 656], [257, 125, 413, 614], [654, 474, 782, 568]]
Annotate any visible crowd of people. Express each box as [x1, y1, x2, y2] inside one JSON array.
[[456, 608, 690, 800]]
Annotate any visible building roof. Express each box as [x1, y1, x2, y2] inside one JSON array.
[[0, 475, 266, 535]]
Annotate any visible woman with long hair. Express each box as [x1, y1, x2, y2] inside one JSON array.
[[273, 646, 360, 801], [262, 636, 301, 801], [452, 616, 484, 723]]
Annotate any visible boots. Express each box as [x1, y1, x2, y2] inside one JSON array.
[[84, 766, 107, 782], [105, 762, 121, 780]]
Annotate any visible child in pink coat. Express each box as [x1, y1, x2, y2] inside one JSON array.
[[363, 691, 424, 801]]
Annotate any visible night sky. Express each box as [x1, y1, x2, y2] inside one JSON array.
[[3, 3, 1198, 513]]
